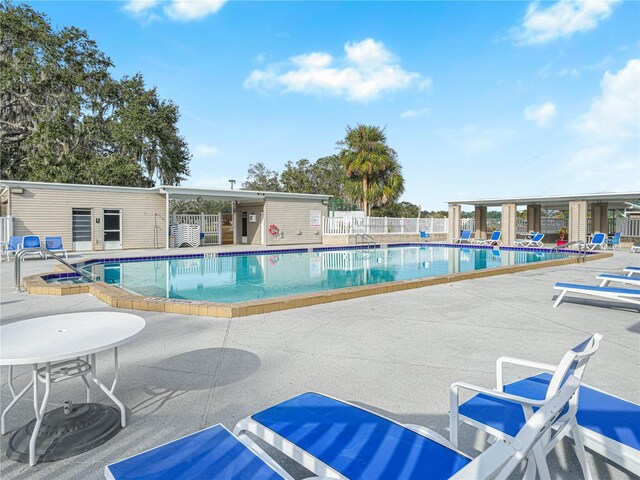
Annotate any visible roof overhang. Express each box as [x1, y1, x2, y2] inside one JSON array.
[[448, 192, 640, 210], [0, 180, 331, 203]]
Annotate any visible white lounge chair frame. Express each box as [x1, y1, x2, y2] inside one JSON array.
[[624, 266, 640, 276], [235, 379, 582, 480], [450, 334, 602, 480], [553, 283, 640, 308], [514, 233, 544, 247], [474, 231, 502, 246], [584, 233, 607, 251], [597, 274, 640, 288]]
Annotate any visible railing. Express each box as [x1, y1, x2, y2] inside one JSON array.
[[14, 248, 94, 291], [323, 216, 448, 235], [551, 241, 588, 262], [616, 218, 640, 237], [355, 233, 375, 250]]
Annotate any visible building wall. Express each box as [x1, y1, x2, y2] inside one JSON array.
[[9, 187, 166, 251], [265, 198, 326, 246], [235, 203, 264, 245]]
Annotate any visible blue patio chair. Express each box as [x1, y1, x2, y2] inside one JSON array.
[[475, 230, 502, 246], [607, 232, 621, 249], [4, 236, 22, 261], [20, 235, 43, 260], [585, 232, 607, 250], [450, 334, 602, 479], [454, 230, 471, 243], [44, 236, 67, 259], [420, 230, 430, 242], [232, 378, 582, 480], [514, 233, 544, 247]]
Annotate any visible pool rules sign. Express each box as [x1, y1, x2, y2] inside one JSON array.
[[310, 210, 321, 229]]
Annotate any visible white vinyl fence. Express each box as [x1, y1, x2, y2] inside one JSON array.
[[617, 217, 640, 237], [323, 216, 448, 235], [172, 213, 221, 245]]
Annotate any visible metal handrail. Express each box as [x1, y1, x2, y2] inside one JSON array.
[[14, 248, 94, 291], [355, 233, 375, 251], [551, 241, 588, 263]]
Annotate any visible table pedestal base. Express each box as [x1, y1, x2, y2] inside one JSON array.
[[6, 403, 121, 464]]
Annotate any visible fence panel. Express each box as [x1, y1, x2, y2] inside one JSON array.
[[0, 216, 12, 243], [617, 218, 640, 237], [172, 213, 221, 245]]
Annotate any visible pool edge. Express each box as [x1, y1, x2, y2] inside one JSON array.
[[22, 249, 613, 318]]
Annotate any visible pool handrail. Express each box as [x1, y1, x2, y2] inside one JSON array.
[[14, 248, 93, 291]]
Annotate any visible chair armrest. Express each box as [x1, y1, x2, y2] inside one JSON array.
[[496, 356, 558, 390], [450, 381, 546, 412]]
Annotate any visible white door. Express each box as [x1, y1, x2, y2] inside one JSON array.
[[241, 212, 248, 244], [72, 208, 93, 251], [103, 209, 122, 250]]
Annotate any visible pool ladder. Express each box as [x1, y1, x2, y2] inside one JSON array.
[[14, 248, 94, 291], [550, 241, 588, 263], [355, 234, 375, 252]]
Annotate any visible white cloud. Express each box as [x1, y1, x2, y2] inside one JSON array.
[[436, 125, 516, 156], [558, 68, 581, 78], [401, 108, 430, 119], [193, 144, 219, 158], [524, 102, 557, 127], [574, 59, 640, 139], [124, 0, 227, 22], [513, 0, 618, 45], [244, 39, 430, 102], [164, 0, 226, 20]]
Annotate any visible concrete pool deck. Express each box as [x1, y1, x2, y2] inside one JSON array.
[[1, 248, 639, 479]]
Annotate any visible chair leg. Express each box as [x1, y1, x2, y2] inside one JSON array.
[[571, 424, 592, 480], [531, 442, 551, 479], [553, 290, 567, 308]]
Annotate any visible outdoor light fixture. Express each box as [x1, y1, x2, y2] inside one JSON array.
[[229, 180, 236, 190], [196, 196, 204, 203], [11, 188, 23, 194]]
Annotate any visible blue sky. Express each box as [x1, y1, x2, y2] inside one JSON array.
[[32, 0, 640, 210]]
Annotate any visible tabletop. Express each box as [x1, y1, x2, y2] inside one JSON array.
[[0, 312, 146, 366]]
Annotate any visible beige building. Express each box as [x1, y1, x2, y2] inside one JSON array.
[[0, 181, 330, 252]]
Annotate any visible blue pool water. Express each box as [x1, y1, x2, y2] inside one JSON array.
[[79, 246, 569, 303]]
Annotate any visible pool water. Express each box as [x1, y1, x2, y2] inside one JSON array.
[[80, 246, 569, 303]]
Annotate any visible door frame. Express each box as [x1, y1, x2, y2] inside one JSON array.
[[103, 209, 123, 250]]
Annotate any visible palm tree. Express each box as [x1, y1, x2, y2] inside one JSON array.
[[338, 125, 404, 215]]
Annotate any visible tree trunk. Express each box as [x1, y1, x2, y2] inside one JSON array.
[[362, 176, 369, 216]]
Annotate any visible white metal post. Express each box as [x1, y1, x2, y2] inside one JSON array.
[[165, 191, 170, 250]]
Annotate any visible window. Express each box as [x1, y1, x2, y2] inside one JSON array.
[[72, 209, 92, 242]]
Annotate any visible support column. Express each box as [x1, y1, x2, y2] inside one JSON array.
[[501, 203, 517, 245], [527, 205, 542, 233], [568, 201, 587, 243], [591, 202, 609, 234], [474, 206, 487, 240], [447, 204, 461, 242]]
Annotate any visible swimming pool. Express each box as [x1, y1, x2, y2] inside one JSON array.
[[80, 246, 570, 303]]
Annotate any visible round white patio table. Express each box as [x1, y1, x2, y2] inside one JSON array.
[[0, 312, 145, 466]]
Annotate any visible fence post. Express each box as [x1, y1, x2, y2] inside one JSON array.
[[401, 217, 404, 234]]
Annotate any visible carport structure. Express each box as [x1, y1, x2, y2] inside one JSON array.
[[158, 186, 330, 249], [447, 192, 640, 245]]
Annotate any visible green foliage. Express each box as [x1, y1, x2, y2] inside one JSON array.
[[171, 199, 232, 214], [241, 162, 282, 191], [280, 155, 346, 196], [0, 2, 190, 186], [338, 124, 404, 215]]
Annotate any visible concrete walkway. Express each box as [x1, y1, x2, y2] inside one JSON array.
[[0, 249, 638, 479]]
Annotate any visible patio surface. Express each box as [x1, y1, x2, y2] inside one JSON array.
[[0, 246, 638, 479]]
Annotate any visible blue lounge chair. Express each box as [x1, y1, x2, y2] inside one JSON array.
[[584, 232, 607, 250], [44, 236, 67, 259], [631, 244, 640, 253], [475, 230, 502, 246], [607, 232, 621, 249], [105, 424, 290, 480], [554, 282, 640, 308], [514, 233, 544, 247], [233, 379, 582, 480], [453, 230, 471, 243], [420, 230, 430, 242], [3, 236, 22, 261], [625, 266, 640, 275], [450, 334, 602, 479], [20, 235, 43, 260], [597, 273, 640, 288]]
